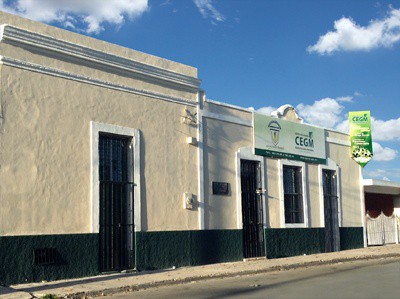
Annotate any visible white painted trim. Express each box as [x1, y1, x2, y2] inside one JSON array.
[[235, 147, 267, 229], [0, 56, 196, 107], [133, 130, 142, 232], [205, 98, 253, 113], [0, 24, 201, 90], [359, 166, 367, 247], [90, 121, 141, 233], [326, 137, 350, 147], [278, 159, 309, 228], [197, 93, 205, 230], [318, 158, 342, 228], [202, 110, 252, 127]]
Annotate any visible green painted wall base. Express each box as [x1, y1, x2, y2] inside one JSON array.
[[0, 227, 363, 286], [264, 227, 364, 259], [0, 234, 98, 286], [265, 228, 325, 258], [135, 229, 243, 270], [340, 227, 364, 250]]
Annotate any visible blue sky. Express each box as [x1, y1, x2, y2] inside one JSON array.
[[1, 0, 399, 180]]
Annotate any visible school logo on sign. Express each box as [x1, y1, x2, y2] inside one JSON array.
[[268, 120, 281, 146]]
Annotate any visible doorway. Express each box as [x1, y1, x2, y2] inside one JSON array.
[[322, 169, 340, 252], [98, 134, 134, 272], [241, 159, 265, 258]]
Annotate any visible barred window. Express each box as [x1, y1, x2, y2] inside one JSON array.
[[283, 166, 304, 224]]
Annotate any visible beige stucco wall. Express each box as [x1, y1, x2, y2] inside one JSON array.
[[0, 12, 201, 236], [202, 117, 252, 229], [202, 102, 363, 230], [203, 101, 252, 121], [265, 158, 280, 227], [328, 141, 363, 227], [0, 66, 199, 235], [0, 11, 363, 237]]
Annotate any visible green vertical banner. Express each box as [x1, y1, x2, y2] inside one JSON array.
[[349, 111, 373, 167]]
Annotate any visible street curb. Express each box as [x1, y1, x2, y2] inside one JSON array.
[[60, 253, 400, 299]]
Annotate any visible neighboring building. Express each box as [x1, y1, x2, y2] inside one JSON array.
[[0, 11, 365, 286], [363, 179, 400, 246], [364, 179, 400, 218]]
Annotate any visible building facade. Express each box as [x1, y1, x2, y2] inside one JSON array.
[[0, 12, 364, 285]]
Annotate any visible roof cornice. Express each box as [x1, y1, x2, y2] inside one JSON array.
[[0, 24, 201, 91]]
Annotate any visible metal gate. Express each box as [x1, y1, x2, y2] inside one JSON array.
[[99, 134, 134, 272], [322, 170, 340, 252], [241, 160, 264, 258], [366, 213, 399, 246]]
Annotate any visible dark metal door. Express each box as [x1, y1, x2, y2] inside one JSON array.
[[323, 170, 340, 252], [99, 134, 134, 272], [241, 160, 264, 258]]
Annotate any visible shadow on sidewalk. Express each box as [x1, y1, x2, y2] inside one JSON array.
[[4, 269, 172, 295]]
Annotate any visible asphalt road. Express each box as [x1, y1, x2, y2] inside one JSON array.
[[105, 258, 400, 299]]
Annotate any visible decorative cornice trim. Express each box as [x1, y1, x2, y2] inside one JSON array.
[[0, 56, 197, 107], [202, 110, 253, 127], [271, 104, 303, 123], [326, 137, 350, 147], [0, 24, 201, 90]]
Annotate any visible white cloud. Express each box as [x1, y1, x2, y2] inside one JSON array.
[[335, 119, 349, 133], [193, 0, 225, 23], [0, 0, 148, 34], [335, 116, 400, 141], [247, 106, 277, 116], [257, 106, 277, 116], [292, 96, 400, 146], [336, 96, 353, 103], [308, 7, 400, 54], [372, 142, 398, 161], [296, 98, 344, 128], [372, 117, 400, 141], [364, 168, 389, 178], [363, 168, 400, 180]]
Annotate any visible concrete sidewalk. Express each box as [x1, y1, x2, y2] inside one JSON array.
[[1, 245, 400, 299]]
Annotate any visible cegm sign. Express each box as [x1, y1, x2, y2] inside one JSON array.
[[253, 113, 326, 164]]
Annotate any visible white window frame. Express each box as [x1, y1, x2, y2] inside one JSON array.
[[90, 121, 141, 233], [278, 159, 308, 228], [235, 147, 268, 229], [318, 158, 342, 228]]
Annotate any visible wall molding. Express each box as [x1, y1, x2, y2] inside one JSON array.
[[90, 122, 142, 234], [318, 158, 342, 228], [359, 165, 367, 247], [0, 56, 197, 107], [0, 24, 201, 91], [235, 147, 267, 229], [278, 159, 309, 228], [197, 92, 205, 230]]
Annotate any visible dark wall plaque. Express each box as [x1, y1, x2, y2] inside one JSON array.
[[212, 182, 230, 195]]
